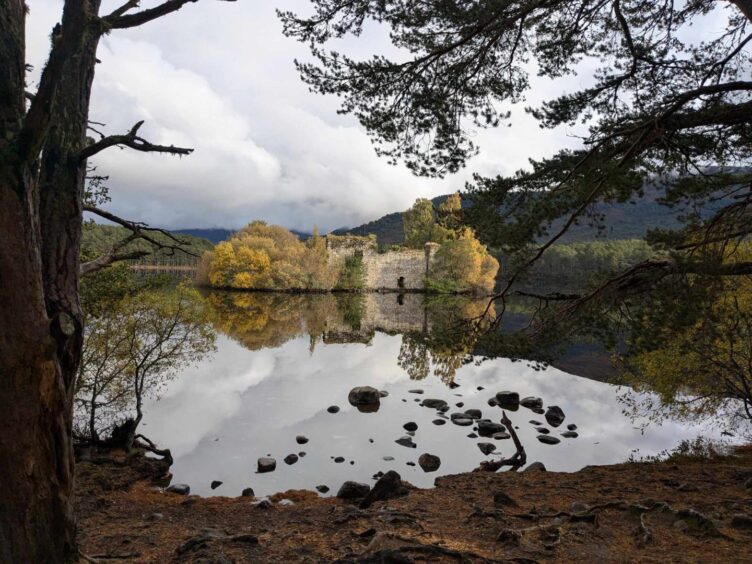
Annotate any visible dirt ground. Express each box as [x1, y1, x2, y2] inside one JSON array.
[[76, 446, 752, 563]]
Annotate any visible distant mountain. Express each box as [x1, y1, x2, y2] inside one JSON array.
[[173, 228, 234, 244], [333, 183, 730, 245]]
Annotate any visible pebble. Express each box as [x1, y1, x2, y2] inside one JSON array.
[[327, 405, 340, 414], [210, 481, 223, 490], [296, 435, 309, 444], [284, 454, 299, 465], [403, 422, 418, 432]]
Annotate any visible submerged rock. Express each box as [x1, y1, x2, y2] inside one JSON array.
[[545, 405, 566, 427], [477, 420, 505, 437], [477, 443, 496, 455], [395, 436, 417, 448], [403, 422, 418, 432], [418, 453, 441, 472], [284, 454, 299, 465], [257, 457, 276, 473], [337, 481, 370, 500], [537, 435, 561, 445], [166, 484, 190, 495]]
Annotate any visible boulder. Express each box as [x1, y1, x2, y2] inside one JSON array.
[[523, 462, 547, 472], [360, 470, 414, 508], [477, 420, 505, 437], [241, 487, 255, 497], [477, 443, 496, 455], [257, 457, 276, 473], [210, 480, 223, 490], [537, 435, 561, 445], [166, 484, 190, 495], [296, 435, 309, 444], [395, 436, 417, 448], [495, 391, 520, 409], [520, 397, 543, 409], [418, 453, 441, 472], [284, 454, 299, 465], [347, 386, 381, 407], [545, 405, 566, 427], [327, 405, 340, 414], [421, 398, 448, 410], [403, 422, 418, 432], [336, 481, 370, 500]]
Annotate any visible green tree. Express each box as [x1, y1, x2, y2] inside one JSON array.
[[403, 198, 436, 248]]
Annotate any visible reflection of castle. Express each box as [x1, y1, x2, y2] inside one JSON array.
[[326, 235, 439, 291], [322, 293, 429, 345]]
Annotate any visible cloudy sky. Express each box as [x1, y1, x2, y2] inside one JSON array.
[[26, 2, 606, 231]]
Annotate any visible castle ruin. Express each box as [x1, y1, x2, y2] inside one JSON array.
[[326, 234, 439, 291]]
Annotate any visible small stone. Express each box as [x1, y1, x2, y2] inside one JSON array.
[[477, 386, 484, 391], [336, 481, 370, 500], [571, 502, 590, 513], [561, 431, 579, 438], [379, 390, 389, 397], [403, 422, 418, 432], [278, 499, 294, 506], [369, 438, 374, 443], [383, 456, 395, 461], [418, 453, 441, 472], [421, 398, 448, 410], [495, 391, 519, 409], [537, 435, 561, 445], [529, 420, 542, 425], [493, 432, 511, 440], [477, 443, 496, 455], [284, 454, 299, 465], [254, 499, 272, 509], [450, 413, 474, 426], [535, 427, 550, 434], [348, 386, 382, 412], [487, 397, 499, 407], [296, 435, 309, 444], [360, 470, 413, 508], [523, 462, 547, 472], [520, 397, 543, 410], [465, 409, 482, 419], [166, 484, 190, 495], [299, 451, 306, 457], [241, 487, 255, 497], [567, 423, 578, 431], [449, 381, 460, 389], [406, 461, 415, 466], [467, 433, 478, 438], [327, 405, 340, 414], [477, 420, 505, 437], [334, 456, 345, 463], [432, 419, 446, 426], [545, 405, 566, 427], [257, 457, 276, 473], [210, 480, 223, 490], [409, 389, 424, 394], [455, 402, 465, 408], [395, 436, 417, 448], [531, 407, 545, 415]]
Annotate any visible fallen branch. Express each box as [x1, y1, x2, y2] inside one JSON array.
[[134, 434, 173, 466], [476, 410, 526, 472]]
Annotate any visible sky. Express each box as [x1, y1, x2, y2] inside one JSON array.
[[24, 2, 636, 231]]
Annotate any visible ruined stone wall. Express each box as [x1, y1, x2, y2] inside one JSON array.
[[326, 235, 438, 291]]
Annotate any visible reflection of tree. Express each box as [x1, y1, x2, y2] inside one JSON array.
[[398, 297, 495, 385], [206, 291, 366, 352]]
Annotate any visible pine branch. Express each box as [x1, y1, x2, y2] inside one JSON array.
[[79, 120, 193, 161]]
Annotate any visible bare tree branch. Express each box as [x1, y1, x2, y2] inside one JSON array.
[[102, 0, 236, 30], [80, 232, 152, 276], [79, 120, 193, 161]]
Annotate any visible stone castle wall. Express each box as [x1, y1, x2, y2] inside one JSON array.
[[325, 235, 438, 291]]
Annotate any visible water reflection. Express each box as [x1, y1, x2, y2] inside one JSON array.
[[141, 291, 718, 497]]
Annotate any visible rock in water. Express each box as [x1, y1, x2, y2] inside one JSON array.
[[487, 397, 499, 407], [535, 427, 550, 434], [348, 386, 382, 413], [336, 481, 371, 500], [492, 432, 511, 440], [520, 397, 543, 409], [408, 389, 424, 394], [296, 435, 309, 444], [561, 431, 579, 438], [403, 421, 418, 432], [334, 456, 345, 463], [210, 481, 223, 490], [537, 435, 561, 445], [477, 443, 496, 455], [257, 457, 276, 473], [421, 398, 448, 410], [241, 487, 255, 497], [465, 409, 482, 419], [432, 419, 446, 426], [477, 420, 505, 437], [284, 454, 299, 465], [495, 391, 520, 409], [418, 453, 441, 472], [450, 413, 474, 426], [524, 462, 547, 472], [567, 423, 578, 431], [545, 405, 566, 427], [327, 405, 340, 414], [395, 436, 417, 448], [360, 470, 413, 508], [166, 484, 190, 495], [316, 485, 329, 494]]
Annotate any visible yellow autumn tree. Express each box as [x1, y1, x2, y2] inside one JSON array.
[[428, 228, 499, 293]]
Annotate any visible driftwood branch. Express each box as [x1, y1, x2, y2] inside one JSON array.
[[79, 120, 193, 161], [133, 434, 173, 466]]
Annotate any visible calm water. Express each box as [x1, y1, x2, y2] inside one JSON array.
[[141, 291, 717, 497]]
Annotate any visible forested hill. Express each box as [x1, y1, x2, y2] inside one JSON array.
[[173, 228, 233, 244], [333, 184, 729, 245], [82, 223, 214, 262]]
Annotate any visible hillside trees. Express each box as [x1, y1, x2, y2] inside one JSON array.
[[0, 1, 232, 560]]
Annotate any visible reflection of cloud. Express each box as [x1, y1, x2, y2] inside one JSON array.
[[143, 331, 722, 497]]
